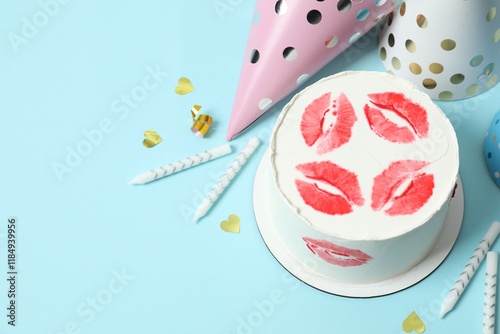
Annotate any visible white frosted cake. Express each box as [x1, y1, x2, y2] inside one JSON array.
[[269, 71, 459, 284]]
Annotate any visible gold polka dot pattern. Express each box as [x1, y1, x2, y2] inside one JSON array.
[[377, 0, 500, 100]]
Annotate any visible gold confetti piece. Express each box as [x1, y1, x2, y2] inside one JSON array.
[[142, 130, 163, 148], [191, 105, 202, 119], [190, 105, 212, 138], [402, 312, 426, 333], [174, 77, 195, 95], [192, 114, 212, 138], [220, 214, 240, 233]]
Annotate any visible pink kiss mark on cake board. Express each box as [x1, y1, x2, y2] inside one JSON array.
[[364, 92, 429, 143], [295, 161, 364, 215], [300, 92, 357, 155], [372, 160, 434, 216], [303, 237, 372, 267]]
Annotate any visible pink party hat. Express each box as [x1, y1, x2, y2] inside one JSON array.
[[226, 0, 398, 140]]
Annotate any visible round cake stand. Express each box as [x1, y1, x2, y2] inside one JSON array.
[[253, 149, 464, 298]]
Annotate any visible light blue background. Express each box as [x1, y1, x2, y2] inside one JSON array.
[[1, 1, 500, 333]]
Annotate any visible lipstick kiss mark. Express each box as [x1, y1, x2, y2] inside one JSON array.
[[295, 161, 364, 215], [372, 160, 434, 216], [300, 92, 357, 154], [303, 237, 372, 267], [364, 92, 429, 143]]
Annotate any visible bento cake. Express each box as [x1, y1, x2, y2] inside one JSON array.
[[269, 71, 459, 284]]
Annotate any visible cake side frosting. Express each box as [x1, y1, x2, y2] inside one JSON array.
[[267, 167, 451, 283]]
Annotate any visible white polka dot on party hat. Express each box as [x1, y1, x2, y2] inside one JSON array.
[[325, 35, 339, 48], [259, 98, 272, 111], [275, 0, 288, 15], [283, 47, 298, 61], [297, 74, 309, 84], [357, 8, 370, 21]]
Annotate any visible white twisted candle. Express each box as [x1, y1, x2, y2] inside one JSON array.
[[483, 251, 497, 334], [192, 137, 260, 222], [128, 144, 232, 185], [440, 221, 500, 318]]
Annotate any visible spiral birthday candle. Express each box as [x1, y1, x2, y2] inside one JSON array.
[[128, 144, 232, 185], [483, 252, 498, 334], [440, 221, 500, 318], [193, 137, 260, 222]]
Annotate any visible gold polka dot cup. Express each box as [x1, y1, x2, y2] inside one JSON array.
[[378, 0, 500, 101]]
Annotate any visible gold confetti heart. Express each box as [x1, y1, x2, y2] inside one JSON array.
[[402, 312, 426, 333], [142, 130, 163, 148], [220, 214, 240, 234], [174, 77, 195, 95]]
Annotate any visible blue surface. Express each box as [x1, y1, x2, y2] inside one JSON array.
[[1, 1, 500, 333]]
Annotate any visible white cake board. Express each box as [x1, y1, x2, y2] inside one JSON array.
[[253, 149, 464, 298]]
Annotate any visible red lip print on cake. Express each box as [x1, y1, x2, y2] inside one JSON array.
[[372, 160, 434, 216], [300, 92, 357, 154], [303, 237, 372, 267], [295, 161, 364, 215], [364, 92, 429, 143]]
